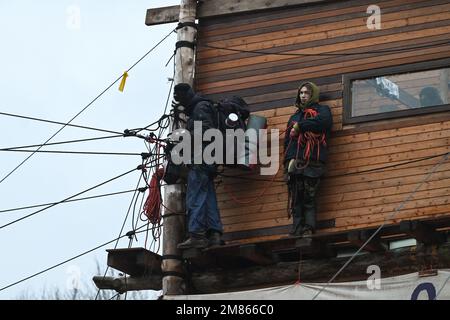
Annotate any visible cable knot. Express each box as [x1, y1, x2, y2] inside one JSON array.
[[123, 129, 136, 137], [176, 22, 198, 30], [141, 152, 151, 160], [138, 187, 148, 193], [136, 164, 147, 172], [125, 230, 135, 239]]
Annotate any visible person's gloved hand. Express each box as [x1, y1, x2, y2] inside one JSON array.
[[283, 172, 290, 184], [289, 122, 300, 138], [283, 161, 291, 184]]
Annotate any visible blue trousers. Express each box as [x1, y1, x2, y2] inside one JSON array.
[[186, 166, 223, 234]]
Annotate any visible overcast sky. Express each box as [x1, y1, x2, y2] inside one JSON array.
[[0, 0, 179, 299]]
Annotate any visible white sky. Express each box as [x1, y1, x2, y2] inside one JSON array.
[[0, 0, 179, 299]]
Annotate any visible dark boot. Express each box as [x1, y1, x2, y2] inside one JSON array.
[[207, 230, 223, 247], [289, 176, 304, 237], [289, 214, 303, 236], [303, 205, 316, 233], [177, 233, 208, 249], [300, 225, 314, 237], [303, 176, 319, 232]]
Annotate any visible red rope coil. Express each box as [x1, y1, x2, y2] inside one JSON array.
[[143, 167, 165, 224]]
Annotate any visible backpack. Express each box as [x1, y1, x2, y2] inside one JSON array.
[[213, 96, 250, 133], [163, 96, 252, 184], [210, 96, 251, 168]]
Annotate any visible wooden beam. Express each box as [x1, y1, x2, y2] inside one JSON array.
[[348, 230, 387, 253], [295, 237, 321, 256], [198, 0, 328, 18], [182, 244, 276, 268], [400, 220, 446, 245], [295, 236, 337, 258], [181, 247, 218, 269], [239, 244, 275, 265], [106, 248, 162, 277], [190, 242, 450, 294], [93, 275, 162, 293], [145, 5, 180, 26], [145, 0, 329, 26]]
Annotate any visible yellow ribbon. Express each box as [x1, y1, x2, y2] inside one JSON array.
[[118, 71, 128, 92]]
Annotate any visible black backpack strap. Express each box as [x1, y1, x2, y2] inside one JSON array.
[[206, 101, 220, 130]]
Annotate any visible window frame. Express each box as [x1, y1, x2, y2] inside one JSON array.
[[343, 58, 450, 125]]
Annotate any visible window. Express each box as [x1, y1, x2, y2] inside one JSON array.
[[343, 59, 450, 124]]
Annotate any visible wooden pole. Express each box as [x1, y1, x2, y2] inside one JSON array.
[[162, 0, 197, 296]]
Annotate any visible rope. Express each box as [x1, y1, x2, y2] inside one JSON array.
[[217, 151, 450, 182], [435, 274, 450, 300], [0, 166, 141, 231], [1, 134, 123, 151], [94, 152, 164, 299], [143, 168, 165, 224], [160, 203, 182, 215], [133, 79, 174, 248], [129, 114, 171, 134], [95, 171, 145, 300], [295, 251, 303, 285], [176, 22, 198, 30], [0, 111, 122, 135], [0, 27, 176, 186], [219, 128, 290, 205], [220, 116, 322, 206], [200, 39, 450, 57], [0, 223, 159, 293], [0, 149, 144, 156], [290, 108, 327, 167], [311, 152, 450, 300], [0, 188, 144, 214]]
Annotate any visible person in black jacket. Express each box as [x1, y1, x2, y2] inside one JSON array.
[[172, 83, 223, 249], [284, 81, 332, 236]]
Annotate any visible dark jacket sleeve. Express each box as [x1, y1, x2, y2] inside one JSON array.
[[284, 115, 296, 167], [299, 104, 333, 134], [190, 100, 216, 134], [187, 100, 217, 168], [284, 115, 295, 152]]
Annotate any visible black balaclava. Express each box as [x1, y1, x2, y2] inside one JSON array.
[[174, 83, 196, 112]]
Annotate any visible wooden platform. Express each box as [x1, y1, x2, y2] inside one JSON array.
[[93, 217, 449, 294], [182, 217, 450, 294], [182, 216, 450, 270]]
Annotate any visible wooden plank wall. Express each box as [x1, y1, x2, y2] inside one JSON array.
[[195, 0, 450, 243]]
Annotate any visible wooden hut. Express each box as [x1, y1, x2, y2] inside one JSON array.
[[95, 0, 450, 298]]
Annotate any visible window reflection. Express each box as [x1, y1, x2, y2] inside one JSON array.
[[351, 68, 449, 117]]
